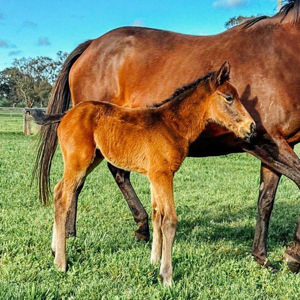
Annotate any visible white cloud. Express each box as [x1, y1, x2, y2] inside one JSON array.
[[132, 19, 145, 27], [213, 0, 246, 8], [38, 37, 50, 46]]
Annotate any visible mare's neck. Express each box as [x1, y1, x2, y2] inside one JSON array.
[[161, 85, 210, 143]]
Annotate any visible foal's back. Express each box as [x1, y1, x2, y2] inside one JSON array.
[[58, 101, 186, 175]]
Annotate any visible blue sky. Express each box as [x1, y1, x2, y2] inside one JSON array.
[[0, 0, 279, 71]]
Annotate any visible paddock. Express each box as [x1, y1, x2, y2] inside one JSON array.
[[0, 107, 41, 135], [1, 130, 300, 298]]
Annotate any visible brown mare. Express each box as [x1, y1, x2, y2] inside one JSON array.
[[34, 0, 300, 273], [36, 62, 255, 286]]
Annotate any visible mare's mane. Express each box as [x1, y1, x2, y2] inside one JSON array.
[[150, 72, 214, 108], [241, 0, 300, 29]]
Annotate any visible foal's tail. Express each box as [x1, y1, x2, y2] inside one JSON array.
[[34, 39, 93, 205], [26, 108, 65, 125]]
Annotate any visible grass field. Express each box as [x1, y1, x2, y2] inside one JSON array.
[[0, 109, 24, 133], [1, 128, 300, 299]]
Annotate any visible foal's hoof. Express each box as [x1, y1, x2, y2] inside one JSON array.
[[284, 251, 300, 273], [160, 273, 173, 288], [54, 259, 67, 272], [134, 226, 150, 242]]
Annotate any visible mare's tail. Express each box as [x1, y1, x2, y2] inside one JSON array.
[[34, 39, 93, 205]]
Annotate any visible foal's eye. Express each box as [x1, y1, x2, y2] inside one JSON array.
[[224, 94, 234, 103]]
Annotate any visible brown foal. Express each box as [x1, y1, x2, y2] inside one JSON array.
[[41, 62, 255, 286]]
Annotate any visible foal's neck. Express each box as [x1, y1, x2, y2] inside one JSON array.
[[161, 84, 210, 143]]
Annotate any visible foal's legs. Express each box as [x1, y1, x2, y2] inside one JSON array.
[[52, 150, 103, 271], [107, 163, 150, 241], [64, 151, 103, 237], [53, 174, 85, 271], [65, 181, 84, 237], [252, 163, 281, 267], [150, 187, 162, 264], [149, 171, 178, 287]]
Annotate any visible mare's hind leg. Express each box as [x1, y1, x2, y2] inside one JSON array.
[[246, 137, 300, 272], [107, 163, 150, 242], [285, 222, 300, 273], [252, 163, 281, 268]]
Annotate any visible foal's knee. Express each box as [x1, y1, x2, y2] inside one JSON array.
[[161, 215, 178, 236]]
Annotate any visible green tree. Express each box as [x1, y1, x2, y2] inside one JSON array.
[[0, 68, 22, 107], [0, 52, 68, 107], [225, 16, 255, 29]]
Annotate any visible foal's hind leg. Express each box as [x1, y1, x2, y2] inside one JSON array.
[[53, 151, 103, 271], [65, 152, 103, 237], [107, 163, 150, 242], [65, 181, 84, 237], [53, 174, 85, 271]]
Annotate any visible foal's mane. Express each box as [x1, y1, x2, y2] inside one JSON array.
[[150, 72, 214, 108], [242, 0, 300, 29]]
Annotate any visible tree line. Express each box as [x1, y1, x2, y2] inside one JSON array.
[[0, 52, 68, 108]]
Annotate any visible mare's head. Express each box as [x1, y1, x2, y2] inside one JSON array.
[[205, 61, 256, 142]]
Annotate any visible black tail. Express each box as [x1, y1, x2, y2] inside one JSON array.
[[34, 39, 93, 205]]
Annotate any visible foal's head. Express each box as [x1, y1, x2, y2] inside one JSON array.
[[205, 61, 256, 142]]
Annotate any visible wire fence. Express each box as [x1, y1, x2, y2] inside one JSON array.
[[0, 107, 41, 134]]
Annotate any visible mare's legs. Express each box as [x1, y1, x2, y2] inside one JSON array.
[[284, 222, 300, 273], [149, 171, 178, 287], [107, 163, 150, 241], [252, 163, 281, 267], [245, 137, 300, 271]]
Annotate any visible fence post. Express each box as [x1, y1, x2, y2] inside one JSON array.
[[23, 110, 32, 135]]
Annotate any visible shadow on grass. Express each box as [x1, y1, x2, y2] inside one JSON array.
[[175, 199, 299, 262]]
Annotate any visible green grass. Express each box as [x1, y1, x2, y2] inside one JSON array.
[[0, 109, 40, 134], [0, 110, 23, 133], [1, 132, 300, 299]]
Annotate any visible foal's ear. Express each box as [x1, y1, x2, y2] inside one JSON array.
[[215, 61, 230, 87]]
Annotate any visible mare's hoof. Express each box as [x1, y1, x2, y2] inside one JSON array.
[[67, 231, 76, 238], [284, 251, 300, 273], [253, 255, 278, 273], [134, 226, 150, 242], [263, 260, 278, 273]]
